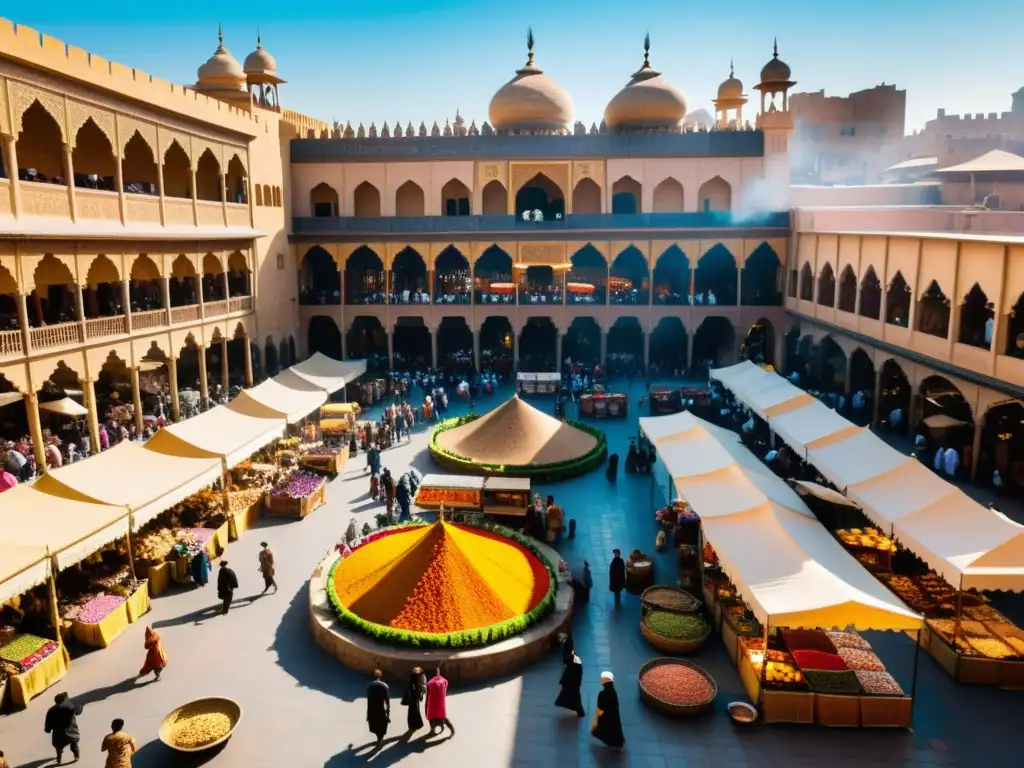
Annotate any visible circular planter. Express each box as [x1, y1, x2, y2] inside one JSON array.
[[158, 697, 242, 753], [641, 585, 702, 615], [638, 657, 718, 717], [640, 620, 712, 654]]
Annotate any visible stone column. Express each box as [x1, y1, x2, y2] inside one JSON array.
[[220, 337, 230, 396], [197, 346, 209, 408], [16, 293, 31, 354], [24, 392, 47, 470], [130, 366, 144, 433], [472, 331, 481, 371], [872, 367, 884, 427], [736, 265, 743, 306], [114, 138, 126, 224], [555, 331, 563, 373], [190, 169, 199, 226], [3, 137, 22, 216], [156, 151, 167, 225], [74, 282, 86, 327], [63, 143, 77, 222], [970, 421, 983, 482], [431, 329, 440, 369], [121, 280, 132, 334], [161, 276, 171, 324], [243, 334, 254, 387], [513, 333, 520, 371], [685, 333, 695, 375], [197, 272, 206, 319], [844, 353, 855, 396], [168, 356, 181, 421], [83, 378, 101, 453], [222, 270, 230, 303], [907, 393, 919, 438], [599, 327, 608, 367], [386, 330, 394, 370]]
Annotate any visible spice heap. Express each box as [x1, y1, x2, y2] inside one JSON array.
[[332, 521, 549, 635], [640, 661, 716, 706], [269, 471, 324, 499]]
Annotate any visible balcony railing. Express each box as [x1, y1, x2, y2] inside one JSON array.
[[0, 330, 23, 357], [132, 308, 168, 331], [85, 316, 128, 339], [30, 322, 82, 350], [228, 296, 253, 313], [203, 300, 228, 318], [292, 211, 791, 236], [170, 305, 201, 324]]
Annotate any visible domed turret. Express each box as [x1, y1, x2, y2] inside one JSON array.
[[196, 26, 245, 90], [603, 35, 687, 133], [489, 29, 573, 134], [243, 30, 279, 78], [241, 29, 285, 111], [717, 60, 744, 102], [713, 60, 748, 129], [759, 39, 792, 86], [754, 38, 796, 115]]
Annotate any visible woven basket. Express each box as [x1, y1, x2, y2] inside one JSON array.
[[638, 657, 717, 717], [158, 697, 243, 753], [641, 585, 702, 615], [641, 619, 712, 654]]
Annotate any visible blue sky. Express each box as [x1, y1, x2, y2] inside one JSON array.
[[5, 1, 1021, 133]]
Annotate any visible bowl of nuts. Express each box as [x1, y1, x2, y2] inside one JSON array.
[[158, 697, 242, 752]]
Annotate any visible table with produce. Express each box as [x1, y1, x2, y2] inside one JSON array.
[[265, 470, 327, 518], [226, 461, 279, 540], [299, 441, 350, 474], [0, 633, 69, 707], [69, 593, 129, 649]]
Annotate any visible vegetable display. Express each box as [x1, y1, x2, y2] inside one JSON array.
[[75, 594, 126, 624], [0, 634, 58, 672], [643, 611, 708, 640], [640, 662, 715, 706], [270, 471, 324, 499], [802, 669, 862, 694]]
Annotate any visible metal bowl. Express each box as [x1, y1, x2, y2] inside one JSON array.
[[158, 697, 242, 753], [728, 700, 758, 724]]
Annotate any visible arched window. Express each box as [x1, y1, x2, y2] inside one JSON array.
[[254, 185, 264, 206], [816, 263, 836, 307], [122, 132, 158, 195], [299, 247, 341, 305], [959, 283, 994, 349], [837, 266, 857, 312], [885, 271, 911, 327], [652, 178, 684, 213], [611, 176, 641, 214], [441, 178, 471, 216], [395, 180, 425, 217], [1007, 292, 1024, 359], [481, 180, 506, 215], [195, 149, 222, 202], [697, 176, 732, 212], [72, 119, 116, 191], [226, 155, 247, 205], [694, 244, 737, 305], [798, 263, 813, 301], [515, 173, 563, 221], [310, 182, 339, 217], [916, 280, 950, 338], [741, 244, 781, 306], [859, 266, 881, 319], [788, 267, 798, 298], [162, 141, 191, 199], [353, 181, 381, 217], [16, 101, 65, 183], [572, 178, 601, 214]]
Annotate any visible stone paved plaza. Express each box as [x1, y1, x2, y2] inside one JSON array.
[[1, 381, 1021, 767]]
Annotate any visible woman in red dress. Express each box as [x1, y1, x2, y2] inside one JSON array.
[[138, 627, 167, 681]]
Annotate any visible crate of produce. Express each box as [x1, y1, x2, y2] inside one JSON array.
[[265, 472, 327, 519], [300, 445, 349, 474]]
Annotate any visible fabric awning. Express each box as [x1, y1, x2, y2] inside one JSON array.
[[712, 361, 816, 419], [0, 542, 49, 605], [145, 403, 285, 467], [769, 401, 863, 456], [0, 392, 23, 407], [230, 370, 326, 423], [847, 461, 959, 524], [795, 481, 860, 509], [35, 442, 222, 527], [0, 485, 129, 570], [807, 430, 913, 489], [39, 397, 88, 417], [288, 353, 366, 393]]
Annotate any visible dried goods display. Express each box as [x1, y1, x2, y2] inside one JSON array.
[[643, 611, 708, 640], [226, 487, 263, 513], [927, 618, 1021, 659], [328, 521, 554, 647], [0, 634, 58, 673], [415, 487, 481, 508], [781, 629, 838, 654], [639, 661, 715, 705], [837, 647, 886, 671], [641, 586, 701, 614], [837, 528, 895, 552], [854, 670, 905, 696], [161, 699, 240, 750], [824, 631, 871, 650], [74, 594, 126, 624], [792, 649, 848, 671], [802, 669, 862, 694]]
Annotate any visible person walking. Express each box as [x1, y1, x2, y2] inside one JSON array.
[[258, 542, 277, 594], [402, 666, 427, 734], [217, 560, 238, 615], [396, 478, 412, 520], [425, 667, 455, 736], [555, 643, 585, 717], [366, 669, 391, 749], [609, 549, 626, 605], [582, 561, 594, 603], [100, 718, 137, 768], [590, 672, 624, 750], [44, 692, 81, 765], [138, 627, 167, 681]]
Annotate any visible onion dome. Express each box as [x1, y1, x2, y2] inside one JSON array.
[[196, 26, 245, 89], [604, 35, 687, 133], [717, 60, 744, 101], [759, 38, 792, 86], [489, 29, 573, 134], [243, 29, 278, 77]]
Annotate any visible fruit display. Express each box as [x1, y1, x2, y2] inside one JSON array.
[[837, 647, 886, 671], [269, 471, 325, 499], [802, 669, 862, 694], [0, 634, 58, 673], [837, 528, 895, 552], [643, 611, 708, 640], [75, 593, 126, 624], [854, 670, 905, 696], [763, 657, 805, 687], [792, 649, 848, 671], [329, 521, 552, 645], [928, 617, 1021, 659], [639, 660, 716, 706]]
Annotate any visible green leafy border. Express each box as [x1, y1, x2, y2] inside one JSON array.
[[428, 413, 608, 483], [325, 521, 560, 649]]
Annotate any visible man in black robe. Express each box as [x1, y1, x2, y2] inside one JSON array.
[[366, 669, 391, 749], [43, 692, 81, 764], [555, 650, 585, 718], [609, 549, 626, 604], [217, 560, 238, 615], [591, 672, 624, 750]]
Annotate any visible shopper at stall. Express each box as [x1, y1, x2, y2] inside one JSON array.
[[190, 548, 211, 588], [609, 549, 626, 605], [138, 627, 167, 681], [426, 667, 455, 737], [44, 692, 81, 765], [368, 444, 382, 476], [402, 666, 427, 734], [555, 645, 585, 718], [217, 561, 239, 615], [100, 718, 136, 768], [396, 478, 412, 520], [366, 669, 391, 749], [257, 542, 277, 594], [590, 672, 624, 750]]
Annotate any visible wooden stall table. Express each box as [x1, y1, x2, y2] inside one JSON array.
[[72, 599, 130, 649], [8, 645, 69, 708], [229, 498, 264, 541], [125, 581, 151, 623], [169, 556, 190, 584], [147, 562, 170, 597], [265, 481, 327, 519]]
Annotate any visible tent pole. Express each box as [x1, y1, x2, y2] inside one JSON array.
[[124, 519, 137, 581], [909, 628, 921, 726], [47, 552, 62, 649]]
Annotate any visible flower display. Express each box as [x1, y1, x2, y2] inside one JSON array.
[[76, 593, 126, 624], [270, 471, 324, 499], [331, 521, 549, 637]]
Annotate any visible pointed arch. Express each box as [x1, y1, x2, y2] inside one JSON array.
[[695, 244, 737, 305], [254, 185, 264, 206], [395, 180, 425, 217], [650, 317, 688, 372], [798, 262, 813, 301], [481, 179, 507, 215], [162, 140, 191, 199], [345, 246, 385, 304], [299, 246, 341, 305], [859, 266, 882, 319], [611, 176, 641, 214], [610, 246, 649, 305], [474, 245, 514, 302], [71, 118, 116, 190], [816, 263, 836, 307], [567, 244, 607, 305], [390, 247, 427, 302], [311, 182, 339, 217], [572, 178, 601, 215], [697, 175, 732, 212], [741, 243, 781, 306], [916, 280, 950, 338], [837, 265, 857, 312], [122, 131, 157, 195], [434, 246, 471, 303], [652, 178, 684, 213], [959, 282, 994, 349], [885, 270, 911, 327], [226, 154, 247, 204], [353, 181, 381, 217], [195, 148, 222, 202], [16, 101, 65, 182], [441, 178, 471, 216], [515, 173, 564, 221], [653, 245, 691, 305], [308, 316, 342, 360]]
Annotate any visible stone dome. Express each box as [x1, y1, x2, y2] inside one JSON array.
[[604, 37, 687, 133], [759, 39, 792, 85], [489, 31, 573, 134], [717, 61, 744, 101], [197, 28, 245, 88], [243, 34, 277, 76]]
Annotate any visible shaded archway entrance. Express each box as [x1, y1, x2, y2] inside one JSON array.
[[519, 317, 557, 372], [563, 317, 601, 368], [299, 246, 341, 305], [694, 244, 737, 305], [437, 317, 473, 375], [390, 247, 427, 304], [692, 317, 735, 374], [345, 246, 385, 304], [522, 265, 561, 304], [308, 315, 343, 360], [741, 318, 775, 366], [741, 243, 782, 306], [652, 245, 690, 305], [515, 173, 564, 222], [814, 337, 847, 393], [650, 317, 687, 376], [979, 401, 1024, 491], [610, 247, 649, 305], [346, 316, 387, 372], [848, 349, 875, 424], [878, 359, 910, 430], [920, 375, 974, 475], [474, 246, 514, 304], [567, 245, 606, 305], [783, 322, 802, 376], [434, 246, 471, 304], [607, 317, 644, 376], [479, 316, 513, 375], [393, 317, 430, 371]]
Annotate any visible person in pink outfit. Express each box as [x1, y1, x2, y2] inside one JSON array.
[[424, 667, 455, 737]]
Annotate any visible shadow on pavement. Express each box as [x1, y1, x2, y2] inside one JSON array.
[[73, 674, 154, 708], [132, 737, 227, 767], [325, 732, 451, 766], [151, 595, 263, 629]]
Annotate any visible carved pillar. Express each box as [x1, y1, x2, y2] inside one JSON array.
[[736, 265, 743, 306], [513, 332, 520, 371], [168, 356, 181, 421], [3, 136, 21, 216], [222, 270, 230, 303], [24, 392, 47, 471], [386, 330, 394, 370], [197, 271, 206, 320], [75, 282, 86, 341], [121, 279, 132, 334], [220, 337, 230, 397], [872, 367, 884, 427], [130, 366, 144, 433], [970, 421, 983, 482], [243, 334, 254, 387], [431, 328, 439, 369], [114, 140, 126, 224], [197, 345, 209, 407], [156, 152, 167, 226], [63, 143, 77, 222], [161, 276, 172, 324], [16, 293, 31, 354], [472, 331, 481, 371], [83, 378, 101, 454], [190, 169, 199, 226]]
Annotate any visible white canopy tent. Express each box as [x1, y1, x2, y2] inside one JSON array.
[[769, 401, 863, 456], [230, 369, 327, 424], [38, 397, 88, 417], [0, 542, 49, 605], [145, 401, 286, 468], [288, 353, 366, 394], [807, 430, 913, 489]]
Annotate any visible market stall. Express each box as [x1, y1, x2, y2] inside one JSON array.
[[650, 388, 682, 415], [1, 634, 69, 708], [414, 474, 485, 510], [230, 369, 326, 424], [145, 400, 285, 469], [288, 352, 367, 395], [516, 372, 561, 395], [265, 471, 327, 518], [579, 393, 628, 418]]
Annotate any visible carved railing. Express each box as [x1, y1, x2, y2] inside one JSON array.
[[85, 316, 127, 339], [0, 330, 23, 358], [29, 322, 82, 350], [131, 308, 168, 331], [203, 300, 228, 317], [228, 296, 253, 313], [170, 305, 200, 324]]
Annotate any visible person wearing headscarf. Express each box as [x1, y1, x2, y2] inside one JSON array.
[[44, 692, 81, 764], [138, 626, 167, 680], [402, 666, 427, 734], [258, 542, 277, 594], [591, 672, 624, 749], [190, 547, 211, 587], [100, 718, 137, 768], [555, 641, 585, 718], [366, 669, 391, 748], [425, 667, 455, 736]]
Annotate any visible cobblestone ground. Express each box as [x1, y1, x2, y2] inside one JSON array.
[[1, 380, 1020, 767]]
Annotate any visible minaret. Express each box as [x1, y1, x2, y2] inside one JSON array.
[[754, 38, 795, 198]]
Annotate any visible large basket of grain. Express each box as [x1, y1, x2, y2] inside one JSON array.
[[638, 657, 718, 717], [158, 697, 242, 752]]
